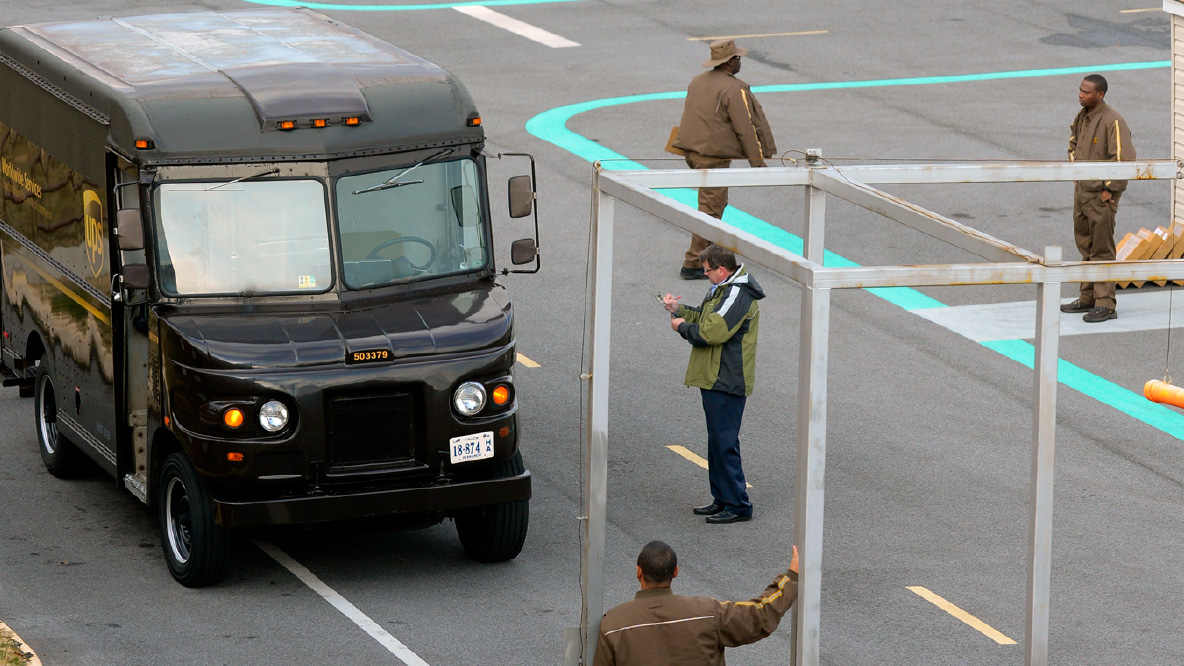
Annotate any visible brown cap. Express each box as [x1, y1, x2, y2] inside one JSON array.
[[702, 38, 749, 67]]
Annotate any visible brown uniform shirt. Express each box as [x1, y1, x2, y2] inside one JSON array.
[[672, 69, 776, 165], [1069, 101, 1135, 193], [593, 568, 798, 666]]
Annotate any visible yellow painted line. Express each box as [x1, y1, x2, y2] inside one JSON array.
[[907, 586, 1017, 645], [0, 619, 43, 666], [516, 353, 540, 368], [20, 256, 111, 326], [666, 445, 753, 488], [1119, 7, 1160, 12], [688, 30, 828, 41]]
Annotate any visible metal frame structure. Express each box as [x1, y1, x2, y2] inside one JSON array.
[[564, 158, 1184, 666]]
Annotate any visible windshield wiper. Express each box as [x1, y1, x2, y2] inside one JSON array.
[[205, 167, 280, 191], [352, 147, 457, 195]]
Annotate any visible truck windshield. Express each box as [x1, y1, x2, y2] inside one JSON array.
[[336, 157, 488, 289], [154, 180, 331, 295]]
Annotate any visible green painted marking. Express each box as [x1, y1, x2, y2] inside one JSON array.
[[244, 0, 583, 10], [526, 60, 1184, 438]]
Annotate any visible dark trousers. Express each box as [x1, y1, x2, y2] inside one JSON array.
[[701, 389, 752, 516]]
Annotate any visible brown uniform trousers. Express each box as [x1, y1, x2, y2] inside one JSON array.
[[593, 568, 798, 666], [673, 69, 776, 269], [684, 150, 732, 267], [1068, 101, 1134, 310], [1073, 187, 1121, 309]]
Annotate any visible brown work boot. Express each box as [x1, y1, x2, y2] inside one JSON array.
[[1060, 299, 1094, 313], [1082, 306, 1117, 323]]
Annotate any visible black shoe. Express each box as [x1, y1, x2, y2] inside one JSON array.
[[680, 266, 708, 280], [1060, 299, 1094, 313], [1083, 306, 1117, 323], [706, 510, 752, 524], [693, 501, 724, 516]]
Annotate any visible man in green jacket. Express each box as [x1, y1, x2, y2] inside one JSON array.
[[663, 245, 765, 524], [1061, 73, 1136, 323]]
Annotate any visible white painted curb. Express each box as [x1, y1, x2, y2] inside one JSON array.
[[0, 620, 42, 666]]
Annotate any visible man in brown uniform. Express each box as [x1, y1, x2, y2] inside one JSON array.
[[672, 39, 776, 280], [593, 541, 798, 665], [1061, 74, 1135, 323]]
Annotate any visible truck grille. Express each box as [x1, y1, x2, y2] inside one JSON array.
[[326, 392, 416, 467]]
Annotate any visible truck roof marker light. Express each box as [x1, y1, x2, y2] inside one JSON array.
[[224, 408, 245, 428], [278, 120, 297, 131], [467, 116, 482, 127], [227, 452, 244, 462], [135, 139, 155, 149], [343, 116, 361, 126], [492, 384, 510, 406], [313, 118, 328, 128]]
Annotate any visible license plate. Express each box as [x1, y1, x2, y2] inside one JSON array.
[[449, 431, 494, 464]]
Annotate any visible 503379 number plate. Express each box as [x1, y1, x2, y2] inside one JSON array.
[[347, 349, 390, 364], [450, 431, 494, 464]]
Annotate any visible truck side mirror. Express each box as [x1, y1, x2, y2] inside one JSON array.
[[507, 175, 534, 219], [121, 264, 151, 290], [116, 209, 145, 251], [510, 238, 538, 265]]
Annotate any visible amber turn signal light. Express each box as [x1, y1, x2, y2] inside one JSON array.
[[491, 385, 510, 406], [466, 116, 482, 127], [135, 139, 155, 149], [223, 408, 245, 428], [227, 452, 244, 462]]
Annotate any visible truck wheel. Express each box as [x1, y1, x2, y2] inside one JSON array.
[[35, 361, 78, 478], [455, 450, 529, 562], [158, 453, 230, 587]]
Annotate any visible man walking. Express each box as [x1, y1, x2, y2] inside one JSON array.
[[1061, 74, 1136, 323], [663, 245, 764, 524], [594, 541, 798, 665], [672, 39, 776, 280]]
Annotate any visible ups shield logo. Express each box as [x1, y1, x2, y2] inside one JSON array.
[[83, 189, 104, 278]]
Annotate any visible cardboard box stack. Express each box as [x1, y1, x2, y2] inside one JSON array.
[[1117, 224, 1184, 288]]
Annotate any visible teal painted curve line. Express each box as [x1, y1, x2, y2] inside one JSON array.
[[526, 60, 1184, 437], [243, 0, 582, 10], [984, 340, 1184, 439]]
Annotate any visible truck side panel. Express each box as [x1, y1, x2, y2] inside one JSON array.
[[0, 60, 119, 475]]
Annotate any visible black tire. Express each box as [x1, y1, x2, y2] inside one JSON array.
[[34, 361, 79, 478], [158, 452, 230, 587], [455, 450, 529, 563]]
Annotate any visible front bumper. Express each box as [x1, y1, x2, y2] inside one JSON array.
[[213, 470, 531, 528]]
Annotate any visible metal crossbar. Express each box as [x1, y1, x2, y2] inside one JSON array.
[[568, 158, 1184, 666]]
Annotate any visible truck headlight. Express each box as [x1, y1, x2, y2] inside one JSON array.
[[259, 400, 289, 432], [453, 382, 486, 416]]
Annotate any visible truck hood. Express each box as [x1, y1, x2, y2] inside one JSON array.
[[161, 285, 512, 370]]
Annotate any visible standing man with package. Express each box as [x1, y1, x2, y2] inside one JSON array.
[[671, 39, 776, 280], [1061, 74, 1136, 323], [663, 245, 764, 524]]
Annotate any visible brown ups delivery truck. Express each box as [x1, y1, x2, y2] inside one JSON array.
[[0, 8, 540, 586]]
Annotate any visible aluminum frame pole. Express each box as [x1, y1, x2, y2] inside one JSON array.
[[1025, 247, 1061, 666], [575, 174, 615, 666], [793, 178, 830, 665]]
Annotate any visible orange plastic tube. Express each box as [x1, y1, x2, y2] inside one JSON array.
[[1144, 379, 1184, 408]]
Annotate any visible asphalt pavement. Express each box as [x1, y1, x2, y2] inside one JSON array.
[[2, 1, 1183, 664]]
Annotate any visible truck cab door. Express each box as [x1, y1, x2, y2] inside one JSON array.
[[111, 159, 152, 502]]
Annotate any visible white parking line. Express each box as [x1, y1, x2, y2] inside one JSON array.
[[453, 6, 580, 48], [253, 540, 430, 666]]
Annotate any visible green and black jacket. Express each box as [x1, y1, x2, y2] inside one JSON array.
[[675, 264, 764, 397]]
